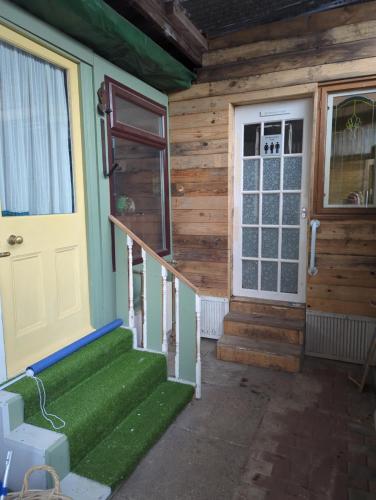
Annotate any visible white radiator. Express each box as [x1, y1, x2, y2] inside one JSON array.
[[200, 296, 229, 340], [306, 310, 376, 364]]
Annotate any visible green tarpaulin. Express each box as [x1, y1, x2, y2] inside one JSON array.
[[11, 0, 195, 92]]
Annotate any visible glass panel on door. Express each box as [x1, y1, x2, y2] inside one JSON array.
[[0, 41, 74, 217], [241, 118, 304, 297]]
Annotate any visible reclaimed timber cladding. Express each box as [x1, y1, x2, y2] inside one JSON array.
[[307, 220, 376, 317], [169, 1, 376, 310]]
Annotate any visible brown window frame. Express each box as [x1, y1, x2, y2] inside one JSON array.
[[315, 78, 376, 218], [106, 76, 171, 260]]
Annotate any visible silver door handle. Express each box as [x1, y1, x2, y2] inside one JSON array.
[[308, 219, 320, 276]]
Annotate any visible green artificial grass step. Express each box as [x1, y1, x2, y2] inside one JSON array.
[[74, 380, 194, 488], [9, 328, 133, 420], [27, 349, 167, 468], [8, 327, 193, 492]]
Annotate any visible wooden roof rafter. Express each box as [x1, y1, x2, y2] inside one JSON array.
[[126, 0, 208, 66]]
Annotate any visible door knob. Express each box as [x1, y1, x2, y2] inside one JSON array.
[[8, 234, 23, 245]]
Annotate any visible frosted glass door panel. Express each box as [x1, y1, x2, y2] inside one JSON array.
[[263, 158, 280, 190], [243, 159, 260, 190]]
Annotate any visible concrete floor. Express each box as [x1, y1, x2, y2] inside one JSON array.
[[112, 339, 376, 500]]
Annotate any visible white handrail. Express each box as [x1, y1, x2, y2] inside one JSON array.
[[308, 219, 320, 276]]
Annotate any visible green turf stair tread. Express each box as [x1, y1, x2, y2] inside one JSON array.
[[28, 349, 167, 468], [9, 328, 133, 420], [74, 380, 194, 488]]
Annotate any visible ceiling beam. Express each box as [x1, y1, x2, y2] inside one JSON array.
[[127, 0, 207, 66]]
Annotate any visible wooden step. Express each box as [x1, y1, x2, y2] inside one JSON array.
[[224, 311, 304, 345], [230, 296, 306, 321], [217, 334, 302, 373]]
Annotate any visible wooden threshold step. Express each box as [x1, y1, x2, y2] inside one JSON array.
[[230, 296, 305, 321], [217, 334, 302, 373], [224, 311, 304, 345]]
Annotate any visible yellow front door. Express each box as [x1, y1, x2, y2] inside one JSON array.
[[0, 25, 92, 377]]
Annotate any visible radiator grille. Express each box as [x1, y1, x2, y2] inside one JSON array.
[[201, 296, 229, 340], [306, 310, 376, 364]]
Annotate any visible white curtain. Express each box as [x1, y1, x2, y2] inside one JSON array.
[[332, 124, 376, 157], [0, 41, 73, 216]]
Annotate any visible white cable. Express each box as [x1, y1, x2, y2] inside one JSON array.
[[32, 376, 66, 431], [0, 373, 26, 391]]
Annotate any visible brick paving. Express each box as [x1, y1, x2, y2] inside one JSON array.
[[235, 358, 376, 500], [114, 340, 376, 500]]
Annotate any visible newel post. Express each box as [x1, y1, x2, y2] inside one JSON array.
[[174, 277, 180, 379], [126, 236, 135, 328], [161, 266, 168, 354], [195, 294, 202, 399], [142, 248, 147, 349]]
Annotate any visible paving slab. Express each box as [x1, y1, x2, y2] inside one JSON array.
[[113, 425, 251, 500], [112, 341, 376, 500]]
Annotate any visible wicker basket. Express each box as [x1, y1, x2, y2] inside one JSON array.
[[7, 465, 72, 500]]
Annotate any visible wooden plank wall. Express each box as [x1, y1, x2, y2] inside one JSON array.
[[169, 1, 376, 313]]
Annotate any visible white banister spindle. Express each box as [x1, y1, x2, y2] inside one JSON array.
[[161, 266, 168, 354], [142, 248, 147, 349], [127, 236, 135, 332], [174, 277, 180, 379], [195, 294, 202, 399]]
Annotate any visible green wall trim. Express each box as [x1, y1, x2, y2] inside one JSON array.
[[9, 0, 195, 92], [79, 63, 104, 327], [93, 54, 172, 324]]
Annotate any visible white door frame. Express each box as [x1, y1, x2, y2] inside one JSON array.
[[233, 98, 312, 303], [0, 298, 7, 383]]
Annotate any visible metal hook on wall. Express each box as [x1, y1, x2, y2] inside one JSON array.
[[104, 162, 120, 178]]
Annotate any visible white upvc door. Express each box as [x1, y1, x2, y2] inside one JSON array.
[[233, 99, 312, 303]]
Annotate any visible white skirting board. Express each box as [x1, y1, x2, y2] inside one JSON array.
[[200, 296, 229, 340], [0, 297, 7, 383], [305, 310, 376, 364]]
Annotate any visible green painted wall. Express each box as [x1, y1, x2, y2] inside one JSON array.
[[114, 227, 129, 325], [178, 282, 197, 384], [0, 0, 172, 329], [92, 55, 170, 326], [145, 253, 162, 352]]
